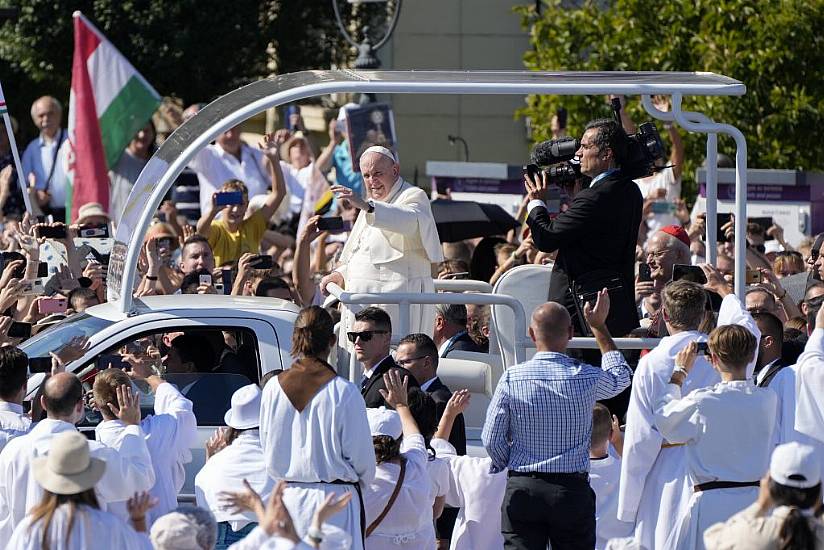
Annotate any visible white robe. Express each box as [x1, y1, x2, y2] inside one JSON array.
[[196, 429, 275, 531], [430, 437, 507, 550], [96, 381, 197, 525], [590, 454, 634, 550], [363, 434, 435, 550], [618, 294, 759, 550], [0, 418, 155, 541], [335, 178, 443, 346], [0, 401, 31, 453], [227, 525, 315, 550], [7, 503, 151, 550], [259, 375, 376, 550], [795, 328, 824, 445], [654, 380, 777, 550]]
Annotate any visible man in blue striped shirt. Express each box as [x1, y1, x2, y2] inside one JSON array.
[[482, 288, 632, 549]]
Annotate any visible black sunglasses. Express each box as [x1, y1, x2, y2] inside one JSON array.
[[346, 330, 389, 343]]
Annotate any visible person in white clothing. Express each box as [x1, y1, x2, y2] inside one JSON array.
[[0, 347, 32, 452], [654, 327, 778, 550], [93, 364, 197, 525], [7, 431, 154, 550], [590, 404, 633, 550], [260, 306, 376, 549], [795, 299, 824, 445], [0, 373, 155, 541], [320, 146, 443, 343], [196, 383, 275, 548], [363, 370, 434, 550], [428, 390, 508, 550], [618, 265, 761, 550]]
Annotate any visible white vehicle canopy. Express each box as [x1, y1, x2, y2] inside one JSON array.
[[108, 69, 749, 317]]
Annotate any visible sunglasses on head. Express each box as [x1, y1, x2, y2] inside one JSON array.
[[346, 330, 389, 343]]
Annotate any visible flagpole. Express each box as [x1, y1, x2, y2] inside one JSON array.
[[0, 82, 34, 215]]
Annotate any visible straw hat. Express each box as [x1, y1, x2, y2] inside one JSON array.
[[76, 202, 111, 225], [33, 431, 106, 495], [224, 384, 262, 430]]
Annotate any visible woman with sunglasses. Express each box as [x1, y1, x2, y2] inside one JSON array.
[[259, 306, 376, 549]]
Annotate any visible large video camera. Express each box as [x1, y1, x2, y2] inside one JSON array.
[[528, 98, 666, 181]]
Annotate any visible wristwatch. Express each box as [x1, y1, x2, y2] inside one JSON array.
[[366, 199, 375, 214], [307, 526, 324, 544]]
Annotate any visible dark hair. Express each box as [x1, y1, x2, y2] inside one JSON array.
[[180, 268, 212, 294], [398, 333, 438, 369], [753, 311, 784, 345], [0, 346, 28, 400], [591, 403, 612, 447], [29, 489, 99, 550], [769, 479, 822, 550], [373, 434, 401, 464], [407, 388, 437, 441], [67, 287, 99, 312], [255, 277, 291, 298], [171, 334, 216, 372], [584, 118, 627, 165], [354, 306, 392, 333], [783, 328, 808, 367], [182, 234, 210, 252], [470, 236, 506, 283], [291, 306, 334, 358], [42, 375, 83, 417], [435, 304, 467, 327]]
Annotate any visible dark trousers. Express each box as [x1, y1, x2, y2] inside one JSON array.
[[502, 472, 595, 550]]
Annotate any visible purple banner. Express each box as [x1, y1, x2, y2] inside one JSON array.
[[700, 183, 811, 202], [433, 176, 525, 195]]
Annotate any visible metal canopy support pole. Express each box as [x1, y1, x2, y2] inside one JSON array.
[[669, 93, 748, 298]]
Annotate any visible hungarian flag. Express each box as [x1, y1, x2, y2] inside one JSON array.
[[67, 11, 160, 221]]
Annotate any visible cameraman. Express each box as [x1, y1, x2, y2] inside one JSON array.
[[525, 119, 642, 336]]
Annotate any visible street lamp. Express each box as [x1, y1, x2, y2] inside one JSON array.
[[448, 135, 470, 162], [332, 0, 403, 70]]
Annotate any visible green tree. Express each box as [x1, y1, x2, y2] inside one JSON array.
[[515, 0, 824, 200], [0, 0, 348, 143]]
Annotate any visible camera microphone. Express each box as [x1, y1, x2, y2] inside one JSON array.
[[530, 136, 580, 166]]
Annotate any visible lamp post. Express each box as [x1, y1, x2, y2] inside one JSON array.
[[332, 0, 403, 71], [448, 135, 470, 162]]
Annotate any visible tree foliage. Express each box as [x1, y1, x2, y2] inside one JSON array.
[[515, 0, 824, 198], [0, 0, 348, 142]]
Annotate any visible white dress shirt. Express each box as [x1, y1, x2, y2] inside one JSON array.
[[0, 400, 31, 453], [196, 429, 275, 531], [96, 381, 197, 525], [0, 418, 155, 540]]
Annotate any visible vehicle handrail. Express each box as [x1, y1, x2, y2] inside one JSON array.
[[325, 282, 529, 378], [433, 279, 493, 293]]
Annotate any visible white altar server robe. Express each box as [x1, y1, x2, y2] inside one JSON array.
[[654, 380, 777, 550], [430, 437, 507, 550], [0, 418, 154, 541], [591, 454, 634, 550], [196, 429, 275, 531], [96, 381, 197, 524], [0, 401, 31, 452], [335, 178, 443, 341], [795, 328, 824, 445], [364, 433, 434, 550], [8, 503, 152, 550], [260, 376, 375, 550], [618, 293, 759, 550]]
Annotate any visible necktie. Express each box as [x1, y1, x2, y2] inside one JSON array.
[[360, 374, 370, 391]]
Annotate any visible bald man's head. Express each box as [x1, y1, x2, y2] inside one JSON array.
[[530, 302, 573, 349], [42, 373, 83, 419]]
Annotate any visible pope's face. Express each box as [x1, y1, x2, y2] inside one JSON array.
[[359, 152, 399, 201]]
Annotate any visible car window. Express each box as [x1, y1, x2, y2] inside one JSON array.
[[21, 313, 115, 358]]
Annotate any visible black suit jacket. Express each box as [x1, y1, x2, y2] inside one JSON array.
[[756, 359, 786, 388], [426, 376, 467, 455], [442, 332, 484, 357], [526, 169, 642, 336], [361, 356, 421, 408]]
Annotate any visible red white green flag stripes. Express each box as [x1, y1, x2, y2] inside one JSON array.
[[67, 11, 160, 221]]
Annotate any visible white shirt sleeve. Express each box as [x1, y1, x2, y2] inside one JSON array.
[[653, 384, 702, 445], [152, 382, 198, 454], [795, 328, 824, 443], [92, 425, 156, 503], [339, 387, 377, 484], [526, 199, 546, 215]]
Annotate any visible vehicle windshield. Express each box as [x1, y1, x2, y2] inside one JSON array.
[[21, 313, 115, 358]]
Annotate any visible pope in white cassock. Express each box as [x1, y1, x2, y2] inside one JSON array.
[[617, 268, 761, 550], [321, 146, 443, 348]]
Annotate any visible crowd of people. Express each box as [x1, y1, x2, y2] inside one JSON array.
[[0, 90, 821, 550]]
